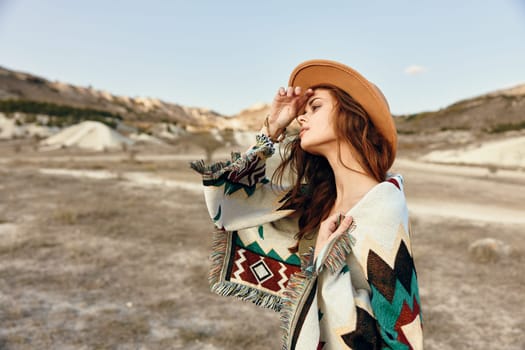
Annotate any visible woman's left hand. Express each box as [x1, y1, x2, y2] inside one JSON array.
[[314, 213, 354, 259]]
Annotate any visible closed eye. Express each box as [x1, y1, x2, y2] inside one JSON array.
[[306, 97, 321, 113]]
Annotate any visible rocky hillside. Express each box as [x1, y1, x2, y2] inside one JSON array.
[[0, 65, 226, 130], [395, 84, 525, 135], [224, 102, 270, 131], [227, 84, 525, 136], [1, 65, 524, 137]]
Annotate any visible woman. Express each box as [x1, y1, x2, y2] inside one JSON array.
[[191, 59, 423, 349]]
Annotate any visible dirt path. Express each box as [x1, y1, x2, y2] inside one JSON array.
[[393, 159, 525, 225]]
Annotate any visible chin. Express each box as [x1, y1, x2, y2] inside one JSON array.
[[299, 139, 322, 156]]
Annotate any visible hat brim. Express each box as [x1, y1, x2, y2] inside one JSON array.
[[288, 59, 397, 157]]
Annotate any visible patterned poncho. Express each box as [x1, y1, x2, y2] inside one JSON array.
[[191, 135, 423, 350]]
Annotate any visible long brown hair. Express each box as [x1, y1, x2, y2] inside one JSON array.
[[273, 85, 394, 251]]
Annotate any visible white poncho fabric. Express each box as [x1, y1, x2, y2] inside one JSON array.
[[191, 135, 423, 349]]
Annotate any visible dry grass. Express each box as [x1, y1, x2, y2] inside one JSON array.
[[0, 166, 281, 349], [411, 216, 524, 349], [0, 158, 524, 349]]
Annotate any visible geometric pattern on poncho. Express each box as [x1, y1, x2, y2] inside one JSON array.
[[315, 221, 423, 350], [365, 231, 422, 349], [339, 306, 384, 349], [236, 229, 301, 266], [228, 232, 301, 295], [202, 148, 270, 197]]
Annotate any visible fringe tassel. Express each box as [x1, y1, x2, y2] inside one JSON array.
[[279, 249, 316, 349], [190, 152, 259, 180], [322, 223, 357, 274], [189, 134, 274, 180], [189, 159, 233, 180], [280, 271, 309, 349], [211, 281, 283, 312], [208, 229, 229, 288], [207, 229, 283, 312]]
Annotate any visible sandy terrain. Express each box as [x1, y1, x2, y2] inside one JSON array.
[[0, 144, 524, 349], [422, 135, 525, 169]]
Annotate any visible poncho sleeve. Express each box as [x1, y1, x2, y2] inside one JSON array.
[[191, 134, 302, 312], [190, 134, 295, 231]]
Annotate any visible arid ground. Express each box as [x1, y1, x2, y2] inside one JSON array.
[[0, 142, 524, 349]]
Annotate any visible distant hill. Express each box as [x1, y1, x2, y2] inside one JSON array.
[[0, 65, 226, 130], [395, 84, 525, 135], [227, 84, 525, 136], [1, 65, 524, 138], [224, 102, 270, 131]]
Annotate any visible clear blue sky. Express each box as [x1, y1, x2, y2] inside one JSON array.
[[1, 0, 524, 116]]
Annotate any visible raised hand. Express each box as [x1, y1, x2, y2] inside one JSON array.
[[264, 86, 314, 141]]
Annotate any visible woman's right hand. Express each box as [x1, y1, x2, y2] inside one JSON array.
[[314, 213, 354, 260], [264, 86, 314, 140]]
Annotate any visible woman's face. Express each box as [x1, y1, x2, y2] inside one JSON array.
[[297, 89, 338, 155]]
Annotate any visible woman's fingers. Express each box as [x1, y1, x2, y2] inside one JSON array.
[[315, 214, 353, 259], [338, 215, 354, 231], [293, 88, 314, 108], [327, 215, 353, 243], [321, 213, 346, 235], [330, 214, 353, 235], [277, 86, 310, 99], [329, 220, 337, 232], [271, 86, 315, 126]]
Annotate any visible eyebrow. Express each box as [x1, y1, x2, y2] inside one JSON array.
[[307, 97, 321, 107]]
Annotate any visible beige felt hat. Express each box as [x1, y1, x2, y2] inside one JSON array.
[[288, 59, 397, 157]]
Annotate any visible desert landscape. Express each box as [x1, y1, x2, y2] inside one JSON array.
[[1, 66, 524, 349], [0, 136, 524, 350]]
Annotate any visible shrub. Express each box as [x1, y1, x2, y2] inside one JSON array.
[[0, 99, 122, 128], [487, 121, 525, 133]]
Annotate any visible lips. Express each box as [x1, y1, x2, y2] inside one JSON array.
[[299, 128, 309, 137]]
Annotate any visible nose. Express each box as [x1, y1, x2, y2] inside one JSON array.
[[296, 112, 307, 124]]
